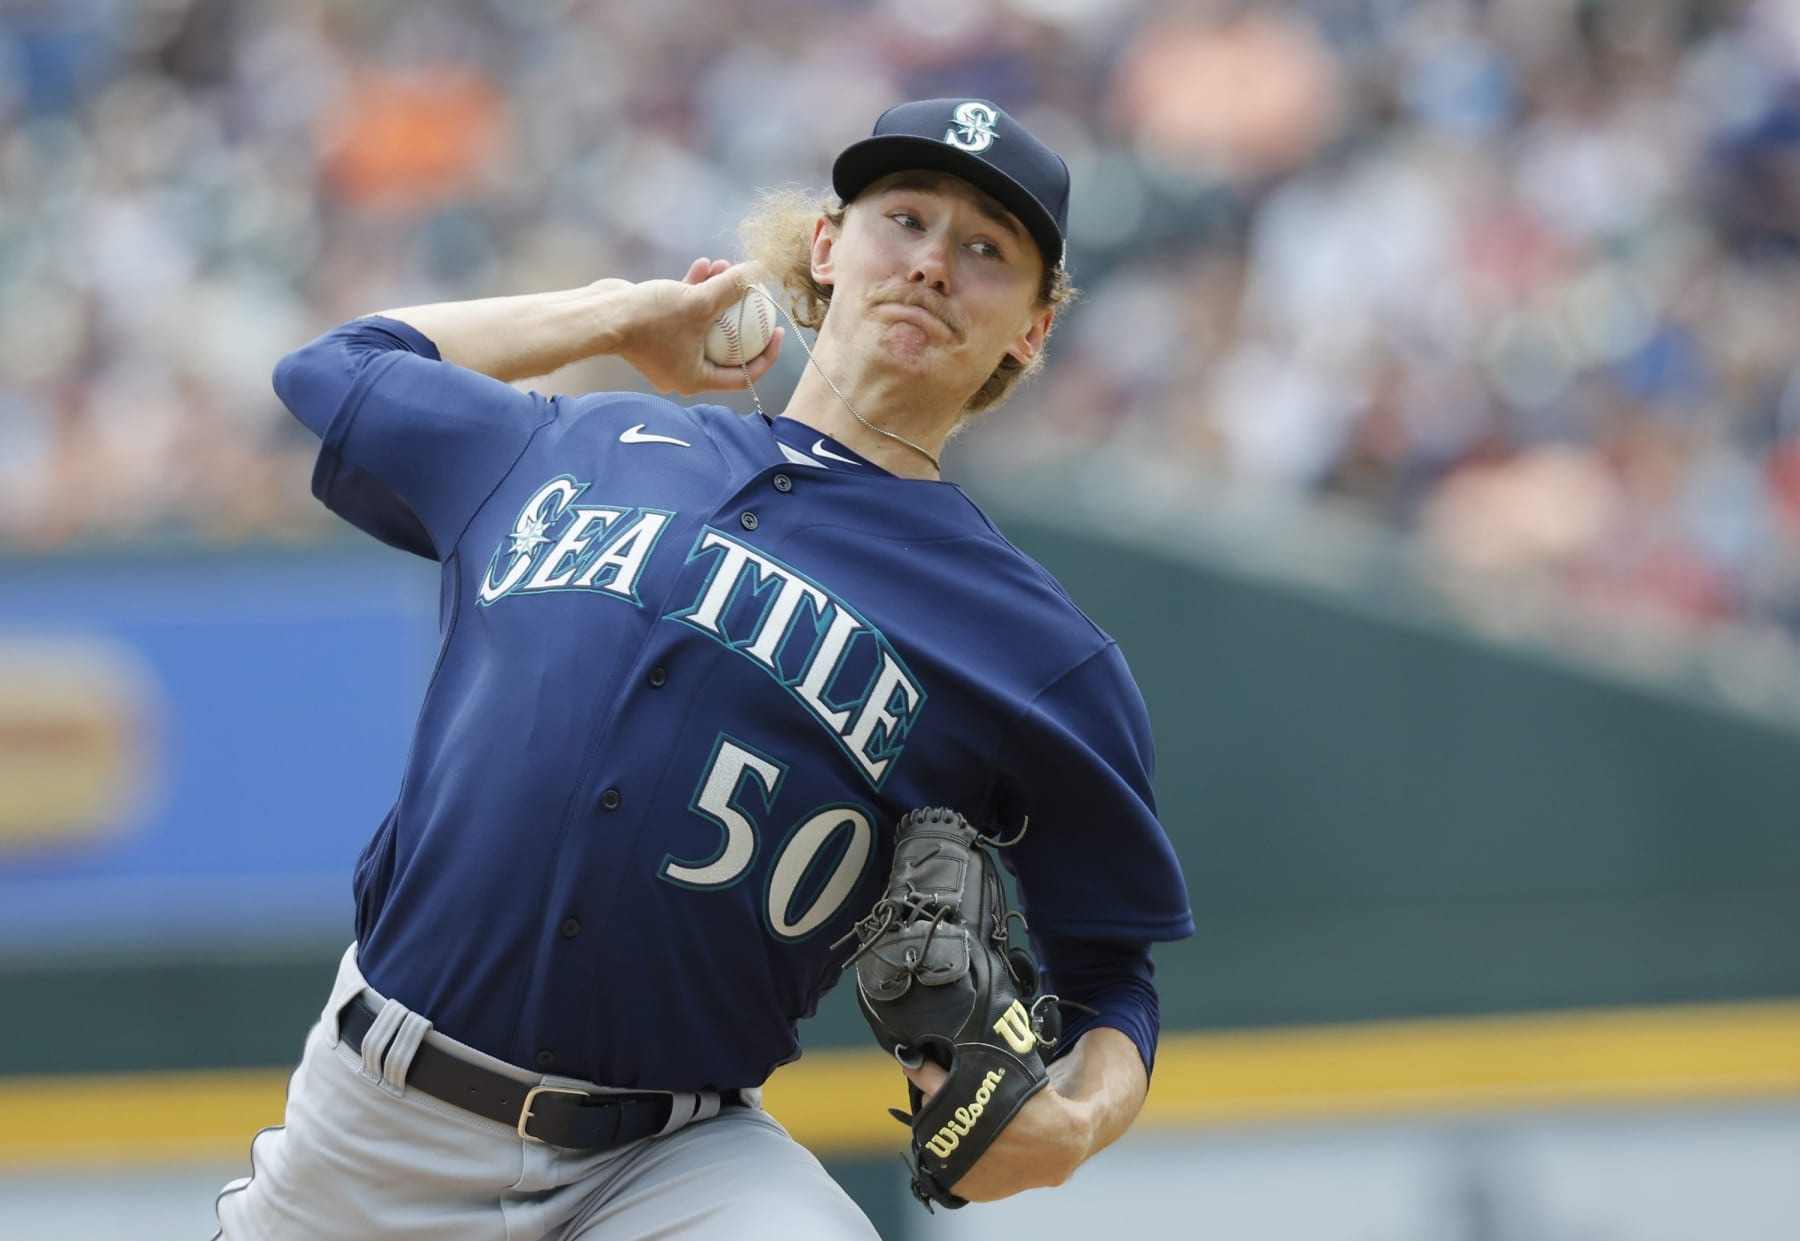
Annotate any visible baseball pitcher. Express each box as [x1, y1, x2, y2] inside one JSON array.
[[214, 97, 1194, 1240]]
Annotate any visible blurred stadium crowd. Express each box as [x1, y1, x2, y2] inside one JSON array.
[[3, 0, 1800, 653]]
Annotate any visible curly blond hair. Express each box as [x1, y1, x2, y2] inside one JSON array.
[[736, 186, 1078, 416]]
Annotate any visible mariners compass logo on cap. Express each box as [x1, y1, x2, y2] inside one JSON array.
[[944, 102, 999, 153], [833, 97, 1071, 270]]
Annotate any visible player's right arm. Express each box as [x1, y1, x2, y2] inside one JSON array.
[[272, 259, 782, 559], [376, 258, 782, 393]]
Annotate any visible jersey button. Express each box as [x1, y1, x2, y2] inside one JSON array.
[[601, 788, 622, 811], [773, 474, 793, 493], [560, 918, 581, 939], [535, 1050, 556, 1068], [740, 511, 759, 530], [647, 665, 668, 688]]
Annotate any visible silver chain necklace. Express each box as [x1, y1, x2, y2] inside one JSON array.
[[738, 285, 942, 475]]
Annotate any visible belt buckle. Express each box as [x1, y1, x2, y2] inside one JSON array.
[[517, 1084, 591, 1143]]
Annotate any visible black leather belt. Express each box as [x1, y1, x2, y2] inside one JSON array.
[[339, 995, 721, 1150]]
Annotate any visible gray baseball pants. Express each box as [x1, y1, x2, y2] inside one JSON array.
[[213, 946, 879, 1240]]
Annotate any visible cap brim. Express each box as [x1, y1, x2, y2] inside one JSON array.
[[833, 135, 1063, 271]]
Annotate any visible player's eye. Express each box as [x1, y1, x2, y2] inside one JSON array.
[[890, 210, 924, 230], [970, 239, 1004, 260]]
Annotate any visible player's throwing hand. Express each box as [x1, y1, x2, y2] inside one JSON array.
[[604, 258, 784, 395]]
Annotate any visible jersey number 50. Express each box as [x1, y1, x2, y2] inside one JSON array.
[[659, 735, 875, 940]]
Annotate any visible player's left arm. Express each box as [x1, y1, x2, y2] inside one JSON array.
[[922, 639, 1192, 1200]]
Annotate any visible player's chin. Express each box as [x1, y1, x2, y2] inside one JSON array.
[[874, 327, 975, 381], [876, 321, 937, 361]]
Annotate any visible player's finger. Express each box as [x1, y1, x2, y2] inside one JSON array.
[[682, 258, 713, 285], [901, 1058, 950, 1100], [696, 261, 767, 310]]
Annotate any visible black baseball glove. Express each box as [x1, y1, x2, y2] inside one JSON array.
[[834, 807, 1063, 1210]]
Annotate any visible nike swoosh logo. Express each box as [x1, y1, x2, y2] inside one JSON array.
[[778, 443, 827, 468], [811, 438, 860, 466], [620, 424, 691, 447]]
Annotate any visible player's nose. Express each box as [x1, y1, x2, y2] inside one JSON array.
[[906, 235, 951, 294]]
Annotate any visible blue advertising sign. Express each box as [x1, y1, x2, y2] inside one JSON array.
[[0, 546, 438, 954]]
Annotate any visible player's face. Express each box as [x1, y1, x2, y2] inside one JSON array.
[[812, 172, 1053, 396]]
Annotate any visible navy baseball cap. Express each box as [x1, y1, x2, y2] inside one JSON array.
[[833, 98, 1070, 271]]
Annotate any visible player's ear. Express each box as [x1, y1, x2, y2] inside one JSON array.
[[1005, 305, 1054, 367], [810, 215, 837, 288]]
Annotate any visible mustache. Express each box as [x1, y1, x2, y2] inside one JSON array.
[[870, 287, 965, 340]]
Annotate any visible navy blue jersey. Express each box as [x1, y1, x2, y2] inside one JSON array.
[[275, 318, 1194, 1091]]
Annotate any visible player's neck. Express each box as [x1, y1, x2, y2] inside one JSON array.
[[782, 366, 951, 480]]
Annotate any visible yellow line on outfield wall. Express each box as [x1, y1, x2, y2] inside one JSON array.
[[2, 1001, 1798, 1166], [1138, 999, 1800, 1128]]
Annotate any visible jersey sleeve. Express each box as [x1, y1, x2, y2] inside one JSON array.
[[997, 642, 1195, 943], [273, 316, 552, 560]]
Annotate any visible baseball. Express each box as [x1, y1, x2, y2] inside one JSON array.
[[705, 282, 777, 366]]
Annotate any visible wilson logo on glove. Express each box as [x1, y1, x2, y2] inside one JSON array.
[[924, 1068, 1007, 1158], [992, 1001, 1036, 1054]]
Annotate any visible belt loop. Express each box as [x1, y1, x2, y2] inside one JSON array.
[[381, 1010, 431, 1094], [682, 1092, 717, 1128], [359, 998, 407, 1089]]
